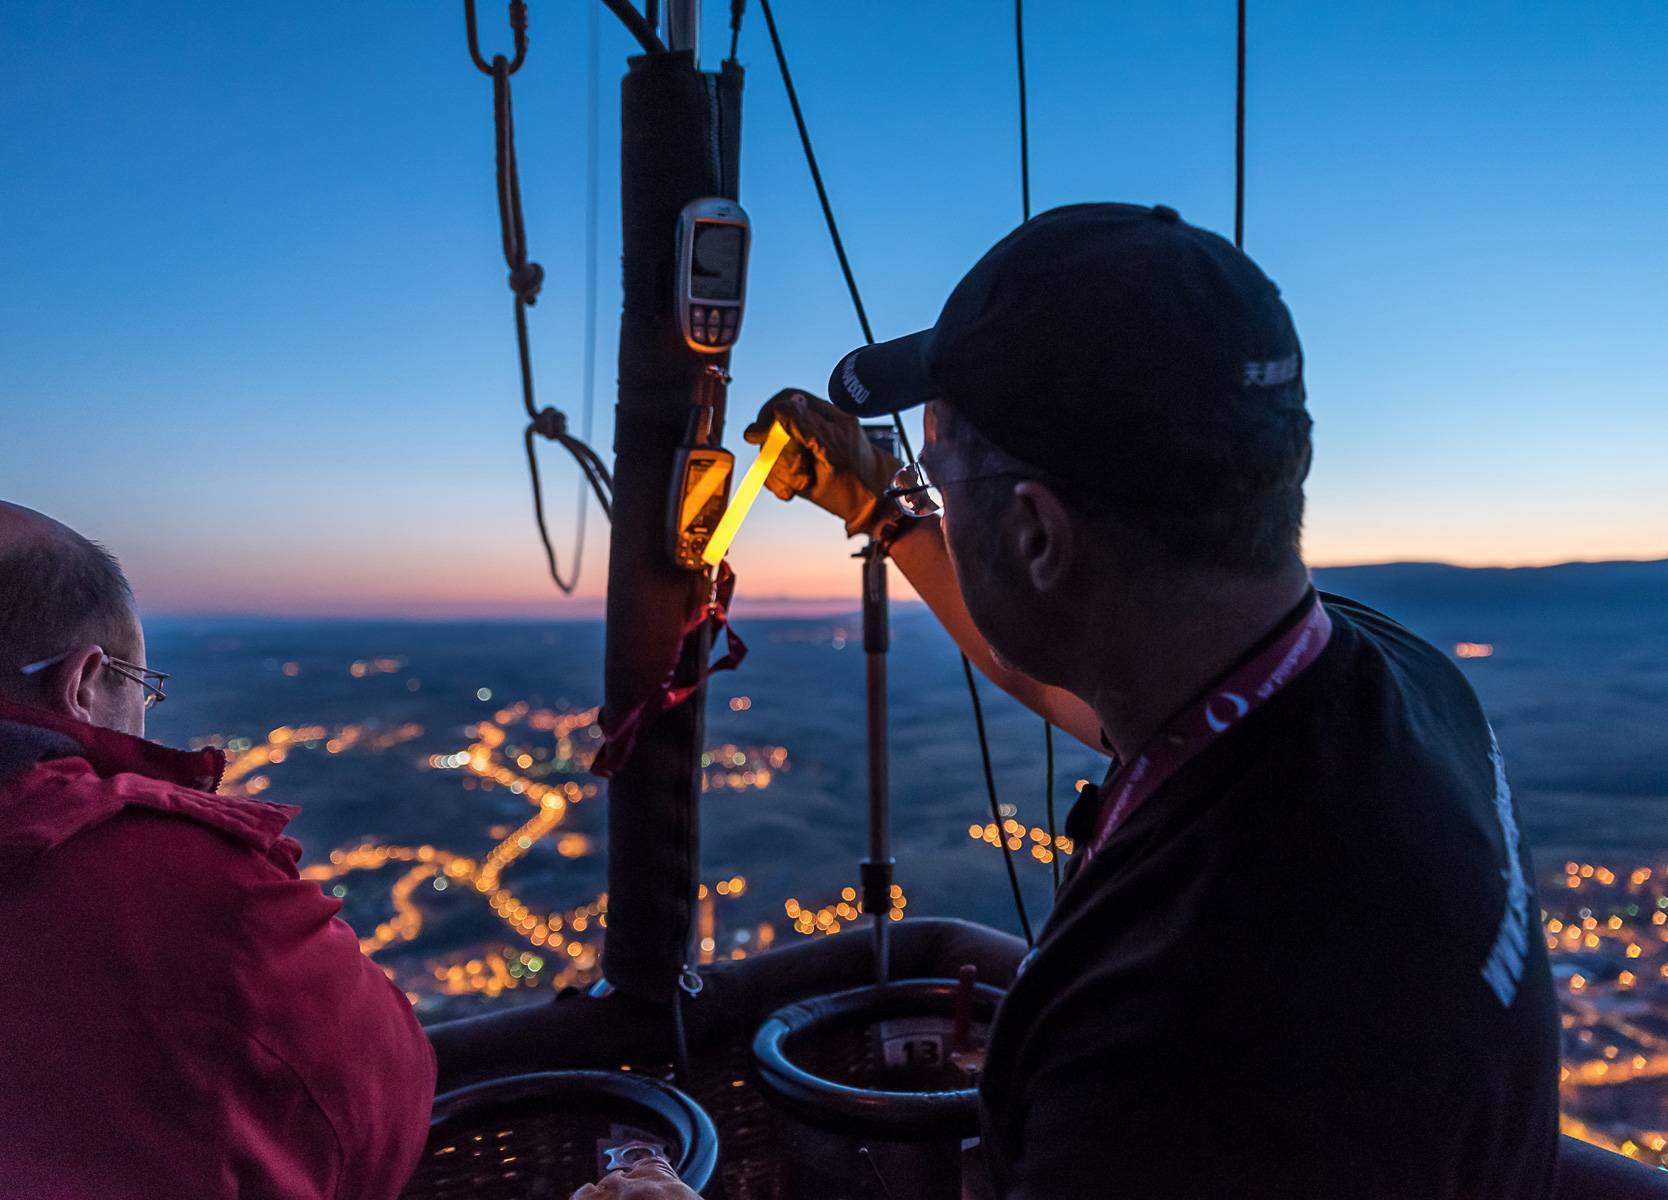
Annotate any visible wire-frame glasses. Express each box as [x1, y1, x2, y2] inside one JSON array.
[[19, 650, 170, 709]]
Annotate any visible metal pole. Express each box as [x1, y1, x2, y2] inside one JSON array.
[[857, 424, 900, 985], [860, 542, 893, 984], [666, 0, 700, 64]]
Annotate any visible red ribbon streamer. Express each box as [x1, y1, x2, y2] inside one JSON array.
[[590, 561, 748, 779]]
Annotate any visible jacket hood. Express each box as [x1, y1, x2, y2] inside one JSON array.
[[0, 698, 296, 859], [0, 697, 225, 792]]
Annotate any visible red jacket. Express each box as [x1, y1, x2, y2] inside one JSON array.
[[0, 698, 435, 1199]]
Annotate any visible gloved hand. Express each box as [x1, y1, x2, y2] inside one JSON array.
[[569, 1154, 699, 1200], [742, 389, 902, 539]]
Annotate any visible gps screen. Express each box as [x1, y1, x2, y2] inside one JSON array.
[[691, 222, 744, 301]]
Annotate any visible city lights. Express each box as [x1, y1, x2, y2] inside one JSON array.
[[1544, 859, 1668, 1163], [197, 669, 1667, 1161], [212, 690, 792, 1006]]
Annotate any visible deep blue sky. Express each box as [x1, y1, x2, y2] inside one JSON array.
[[3, 1, 1664, 615]]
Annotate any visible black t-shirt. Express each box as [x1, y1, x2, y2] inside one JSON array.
[[979, 593, 1559, 1199]]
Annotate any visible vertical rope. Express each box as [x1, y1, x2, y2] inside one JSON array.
[[759, 0, 1030, 946], [1017, 0, 1057, 909], [756, 0, 914, 464], [1044, 721, 1060, 892], [964, 657, 1035, 947], [727, 0, 745, 62], [1016, 0, 1031, 222], [1235, 0, 1246, 249], [569, 0, 601, 579]]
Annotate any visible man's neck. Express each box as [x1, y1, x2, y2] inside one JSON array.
[[1083, 566, 1312, 763]]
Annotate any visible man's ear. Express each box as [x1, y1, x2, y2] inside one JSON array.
[[1011, 481, 1076, 593], [52, 644, 105, 724]]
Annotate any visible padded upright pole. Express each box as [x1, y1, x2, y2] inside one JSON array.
[[601, 51, 743, 1002]]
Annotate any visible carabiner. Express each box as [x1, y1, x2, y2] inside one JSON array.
[[464, 0, 528, 76]]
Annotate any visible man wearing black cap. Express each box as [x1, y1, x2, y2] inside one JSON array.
[[744, 204, 1558, 1198]]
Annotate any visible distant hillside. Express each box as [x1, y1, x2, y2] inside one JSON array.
[[1312, 559, 1668, 619]]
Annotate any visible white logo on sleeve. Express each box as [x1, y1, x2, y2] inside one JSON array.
[[1480, 727, 1532, 1008]]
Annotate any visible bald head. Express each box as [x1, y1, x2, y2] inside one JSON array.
[[0, 502, 145, 733], [0, 499, 67, 543]]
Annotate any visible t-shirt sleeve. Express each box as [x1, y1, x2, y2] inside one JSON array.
[[232, 844, 437, 1200]]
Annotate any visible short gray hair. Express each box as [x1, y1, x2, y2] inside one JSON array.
[[0, 533, 136, 674], [936, 403, 1304, 578]]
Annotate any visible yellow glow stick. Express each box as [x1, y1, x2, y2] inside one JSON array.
[[702, 420, 791, 566]]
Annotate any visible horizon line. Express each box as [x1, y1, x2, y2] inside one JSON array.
[[142, 553, 1668, 623]]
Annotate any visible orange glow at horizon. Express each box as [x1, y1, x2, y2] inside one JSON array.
[[123, 499, 1665, 618]]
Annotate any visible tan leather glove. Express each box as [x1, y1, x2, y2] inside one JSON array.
[[741, 389, 902, 539]]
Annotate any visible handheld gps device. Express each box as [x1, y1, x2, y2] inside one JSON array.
[[676, 198, 750, 353], [667, 397, 735, 571], [668, 443, 735, 570]]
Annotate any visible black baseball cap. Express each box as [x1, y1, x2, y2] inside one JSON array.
[[827, 202, 1311, 509]]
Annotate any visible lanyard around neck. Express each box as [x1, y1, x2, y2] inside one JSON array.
[[1083, 595, 1334, 863]]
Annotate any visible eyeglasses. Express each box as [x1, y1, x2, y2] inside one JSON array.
[[882, 462, 1031, 518], [20, 650, 170, 709]]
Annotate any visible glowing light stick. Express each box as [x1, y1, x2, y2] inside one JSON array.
[[702, 420, 791, 566]]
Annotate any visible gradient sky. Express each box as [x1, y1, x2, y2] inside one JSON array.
[[3, 1, 1665, 617]]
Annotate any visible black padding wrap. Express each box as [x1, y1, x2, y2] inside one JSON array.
[[431, 917, 1028, 1092], [601, 51, 744, 1004]]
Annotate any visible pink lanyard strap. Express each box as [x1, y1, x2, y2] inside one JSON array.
[[1084, 596, 1334, 861]]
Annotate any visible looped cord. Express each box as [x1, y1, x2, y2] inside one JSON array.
[[463, 0, 611, 596], [464, 0, 527, 77], [490, 58, 538, 302], [509, 261, 544, 306], [530, 407, 567, 441]]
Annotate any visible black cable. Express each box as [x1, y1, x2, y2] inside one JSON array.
[[1016, 0, 1058, 897], [527, 431, 581, 587], [759, 0, 1033, 944], [730, 1, 746, 62], [858, 1148, 898, 1200], [599, 0, 666, 55], [754, 0, 869, 344], [1016, 0, 1031, 223], [1044, 721, 1060, 892], [963, 657, 1034, 947], [1235, 0, 1246, 249], [756, 0, 913, 465], [568, 0, 602, 589], [670, 983, 693, 1093]]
